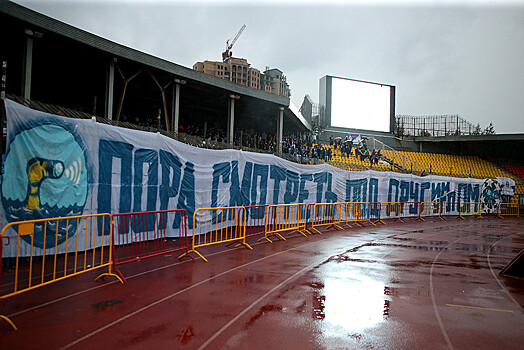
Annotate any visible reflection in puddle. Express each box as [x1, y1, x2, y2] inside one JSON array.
[[323, 277, 386, 332]]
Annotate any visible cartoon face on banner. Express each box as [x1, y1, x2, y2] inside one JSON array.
[[1, 120, 89, 248], [480, 178, 501, 213]]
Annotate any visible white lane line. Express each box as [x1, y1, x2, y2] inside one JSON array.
[[429, 235, 469, 350], [197, 259, 322, 350], [58, 237, 336, 350], [198, 229, 450, 349], [486, 232, 524, 314], [8, 240, 266, 318]]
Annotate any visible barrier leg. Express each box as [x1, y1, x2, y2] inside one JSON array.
[[232, 240, 254, 250], [288, 229, 309, 237], [95, 265, 125, 284], [111, 267, 127, 284], [0, 314, 17, 331], [267, 232, 286, 242], [309, 227, 323, 235], [257, 235, 274, 243], [326, 223, 344, 230], [179, 249, 207, 262]]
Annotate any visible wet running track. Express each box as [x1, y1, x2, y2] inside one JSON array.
[[1, 217, 523, 349]]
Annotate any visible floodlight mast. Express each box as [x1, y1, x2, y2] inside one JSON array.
[[222, 24, 246, 62]]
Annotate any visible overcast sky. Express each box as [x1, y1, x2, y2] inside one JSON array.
[[13, 0, 524, 133]]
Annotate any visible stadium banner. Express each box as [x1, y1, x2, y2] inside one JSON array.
[[0, 100, 515, 257]]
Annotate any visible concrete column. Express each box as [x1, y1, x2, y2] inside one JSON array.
[[105, 58, 116, 120], [278, 107, 284, 154], [23, 31, 34, 99], [172, 79, 185, 135], [228, 94, 240, 145]]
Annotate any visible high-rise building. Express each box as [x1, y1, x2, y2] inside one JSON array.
[[193, 57, 290, 98]]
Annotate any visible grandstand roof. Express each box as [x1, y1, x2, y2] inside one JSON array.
[[0, 1, 289, 107]]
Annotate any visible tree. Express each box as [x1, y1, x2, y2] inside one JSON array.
[[472, 123, 482, 135], [483, 122, 495, 135]]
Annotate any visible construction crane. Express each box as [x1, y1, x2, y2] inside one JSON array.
[[222, 24, 246, 62]]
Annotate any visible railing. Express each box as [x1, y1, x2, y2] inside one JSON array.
[[258, 204, 307, 243], [498, 203, 520, 218], [111, 209, 192, 281], [416, 202, 444, 221], [244, 205, 269, 238], [309, 203, 343, 234], [179, 206, 252, 262], [457, 202, 482, 220], [0, 213, 123, 330]]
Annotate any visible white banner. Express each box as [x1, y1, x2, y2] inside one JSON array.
[[0, 100, 514, 257]]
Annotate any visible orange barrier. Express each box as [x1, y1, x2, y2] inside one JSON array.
[[457, 202, 482, 220], [354, 202, 377, 227], [341, 202, 358, 228], [179, 206, 252, 262], [0, 213, 123, 330], [498, 203, 520, 218], [379, 202, 402, 222], [369, 202, 384, 225], [258, 203, 307, 243], [297, 203, 310, 234], [416, 202, 444, 221], [309, 203, 343, 234], [399, 202, 420, 221]]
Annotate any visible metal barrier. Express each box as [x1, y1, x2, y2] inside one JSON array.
[[304, 203, 315, 231], [244, 205, 268, 238], [297, 203, 310, 234], [379, 202, 402, 222], [399, 202, 420, 221], [340, 202, 358, 228], [369, 202, 384, 225], [498, 203, 520, 218], [457, 202, 482, 220], [259, 203, 307, 243], [416, 202, 444, 221], [355, 202, 376, 227], [112, 209, 192, 281], [309, 203, 343, 234], [179, 206, 252, 262], [0, 213, 123, 330]]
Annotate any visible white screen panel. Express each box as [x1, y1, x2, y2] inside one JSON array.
[[331, 77, 391, 132]]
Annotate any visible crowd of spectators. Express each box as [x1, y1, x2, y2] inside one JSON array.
[[177, 123, 385, 167]]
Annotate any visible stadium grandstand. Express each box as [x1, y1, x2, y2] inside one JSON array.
[[1, 2, 523, 349]]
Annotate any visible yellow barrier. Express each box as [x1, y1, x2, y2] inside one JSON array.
[[379, 202, 402, 223], [498, 203, 520, 218], [457, 202, 482, 220], [179, 206, 252, 262], [341, 202, 358, 228], [0, 213, 123, 330], [309, 203, 344, 234], [354, 202, 377, 227], [416, 202, 444, 221], [259, 204, 307, 243]]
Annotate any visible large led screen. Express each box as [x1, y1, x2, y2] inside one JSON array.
[[328, 76, 394, 132]]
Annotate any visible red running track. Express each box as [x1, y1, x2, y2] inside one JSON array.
[[1, 217, 523, 349]]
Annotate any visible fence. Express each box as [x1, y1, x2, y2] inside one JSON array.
[[416, 202, 444, 221], [457, 202, 482, 220], [378, 202, 402, 222], [179, 206, 252, 262], [498, 203, 520, 218], [309, 203, 344, 234], [244, 205, 269, 238], [0, 213, 123, 330], [111, 209, 191, 281], [259, 204, 307, 243]]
